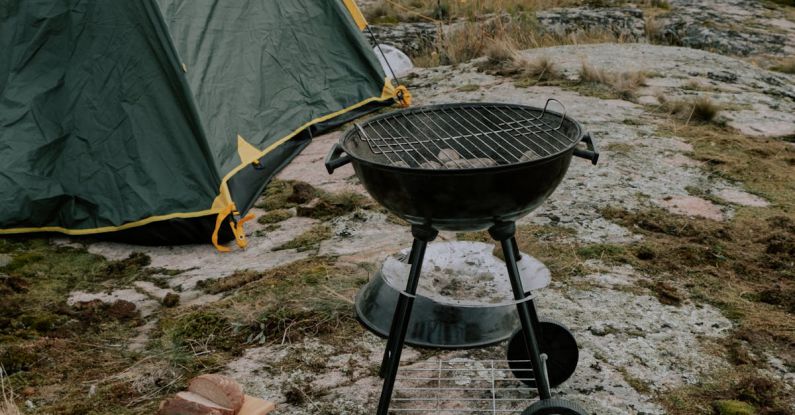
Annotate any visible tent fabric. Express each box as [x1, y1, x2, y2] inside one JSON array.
[[0, 0, 399, 245]]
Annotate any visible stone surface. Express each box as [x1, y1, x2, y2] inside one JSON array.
[[658, 195, 725, 221], [276, 131, 366, 195], [318, 210, 414, 263], [370, 22, 438, 57], [715, 188, 769, 207], [658, 0, 795, 57], [536, 7, 646, 41]]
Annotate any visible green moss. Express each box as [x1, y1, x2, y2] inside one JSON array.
[[256, 179, 317, 211], [256, 180, 370, 221], [576, 244, 628, 261], [297, 191, 370, 220], [605, 142, 633, 154], [257, 209, 293, 224], [273, 224, 332, 252], [713, 400, 755, 415], [619, 367, 652, 394], [162, 310, 243, 354], [457, 84, 480, 92]]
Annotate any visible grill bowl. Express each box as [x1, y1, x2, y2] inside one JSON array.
[[326, 102, 597, 231]]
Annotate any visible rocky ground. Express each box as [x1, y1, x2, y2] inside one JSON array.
[[1, 1, 794, 415]]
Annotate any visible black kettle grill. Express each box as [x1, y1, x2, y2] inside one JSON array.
[[326, 100, 599, 415]]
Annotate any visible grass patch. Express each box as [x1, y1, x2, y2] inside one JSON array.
[[661, 371, 789, 415], [604, 142, 634, 154], [769, 57, 795, 74], [658, 124, 793, 207], [681, 79, 721, 92], [513, 56, 565, 87], [257, 180, 371, 221], [414, 12, 624, 67], [258, 209, 293, 225], [198, 258, 333, 295], [273, 224, 333, 252], [656, 95, 721, 124], [458, 224, 590, 281], [575, 62, 647, 101], [0, 239, 179, 414], [364, 0, 585, 24], [457, 84, 480, 92], [185, 258, 366, 348], [618, 367, 652, 394], [601, 206, 795, 373], [477, 54, 565, 88], [1, 367, 21, 415]]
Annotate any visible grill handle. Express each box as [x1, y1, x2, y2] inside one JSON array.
[[573, 132, 600, 165], [325, 143, 352, 174]]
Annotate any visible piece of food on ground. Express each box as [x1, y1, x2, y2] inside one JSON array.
[[188, 374, 245, 413], [158, 391, 233, 415], [238, 396, 277, 415]]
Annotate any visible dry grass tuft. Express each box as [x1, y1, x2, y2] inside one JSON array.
[[520, 56, 561, 82], [770, 57, 795, 74], [658, 95, 721, 123], [365, 0, 585, 23], [578, 62, 647, 100], [511, 56, 565, 87], [1, 367, 21, 415], [414, 12, 624, 67], [483, 39, 516, 64]]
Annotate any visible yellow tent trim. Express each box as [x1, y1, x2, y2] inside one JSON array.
[[237, 134, 261, 165], [0, 208, 221, 236], [342, 0, 368, 30], [216, 77, 401, 200]]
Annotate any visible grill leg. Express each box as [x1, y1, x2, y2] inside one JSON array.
[[377, 226, 437, 415], [490, 222, 552, 401]]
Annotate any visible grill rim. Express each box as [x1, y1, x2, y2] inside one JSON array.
[[339, 102, 585, 173]]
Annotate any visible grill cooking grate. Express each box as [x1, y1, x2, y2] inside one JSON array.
[[389, 359, 538, 414], [356, 100, 576, 170]]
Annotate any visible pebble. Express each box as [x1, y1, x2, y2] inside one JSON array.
[[418, 160, 442, 169], [519, 150, 540, 162], [437, 148, 461, 163]]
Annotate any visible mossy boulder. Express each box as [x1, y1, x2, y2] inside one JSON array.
[[713, 400, 755, 415]]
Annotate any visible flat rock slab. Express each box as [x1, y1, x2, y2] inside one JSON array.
[[319, 211, 413, 263], [658, 195, 725, 221], [715, 188, 769, 207]]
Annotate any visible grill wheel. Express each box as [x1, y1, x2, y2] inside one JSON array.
[[507, 320, 579, 388], [522, 398, 588, 415]]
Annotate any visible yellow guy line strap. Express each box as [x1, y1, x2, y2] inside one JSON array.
[[212, 203, 256, 253], [395, 85, 412, 107], [342, 0, 368, 30]]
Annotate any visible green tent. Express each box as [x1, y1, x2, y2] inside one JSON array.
[[0, 0, 406, 249]]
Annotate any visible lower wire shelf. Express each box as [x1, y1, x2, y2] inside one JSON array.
[[389, 359, 539, 414]]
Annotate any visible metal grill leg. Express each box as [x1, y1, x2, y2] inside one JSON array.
[[490, 223, 552, 401], [377, 226, 437, 415]]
